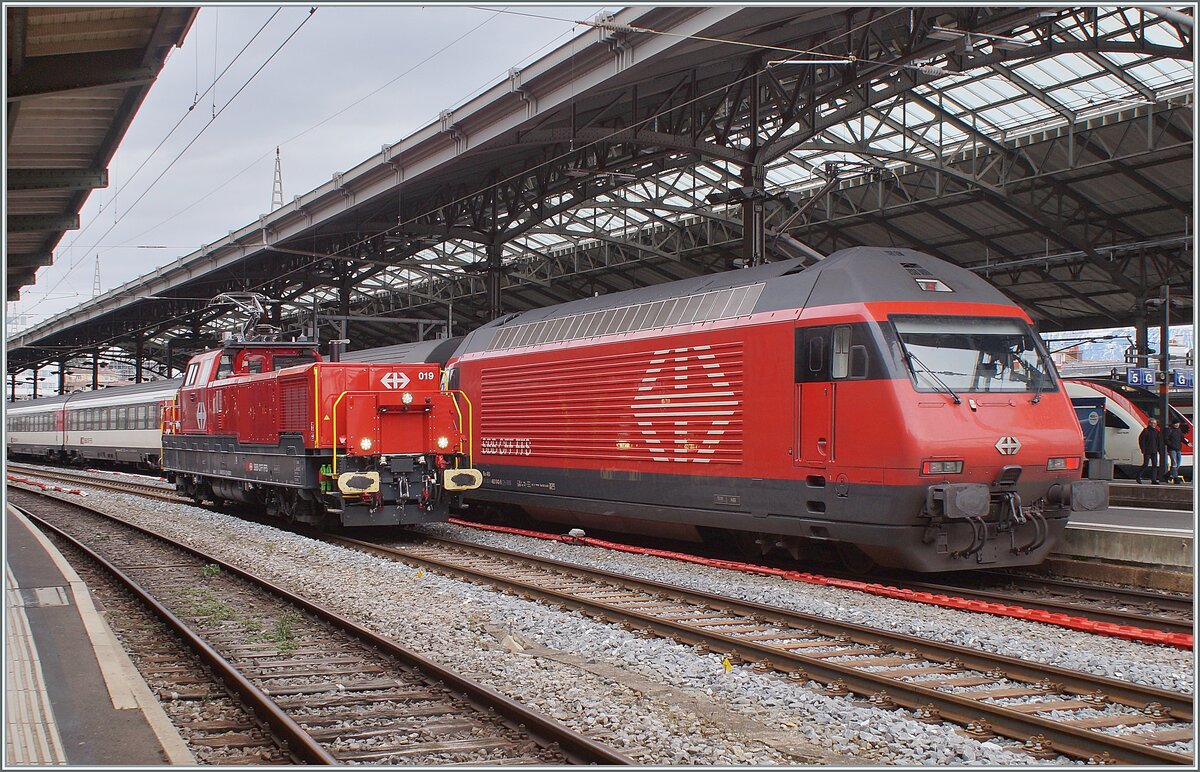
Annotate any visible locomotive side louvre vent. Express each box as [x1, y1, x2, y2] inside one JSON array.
[[279, 381, 309, 432], [488, 284, 765, 351]]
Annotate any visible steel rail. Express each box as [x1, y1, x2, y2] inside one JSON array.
[[873, 573, 1194, 636], [14, 503, 336, 765], [11, 488, 633, 766], [324, 532, 1193, 766]]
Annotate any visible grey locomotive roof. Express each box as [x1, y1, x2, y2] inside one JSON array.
[[455, 248, 1014, 356], [344, 337, 463, 366]]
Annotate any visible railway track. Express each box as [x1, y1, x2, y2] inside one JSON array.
[[6, 463, 180, 501], [321, 531, 1194, 765], [890, 571, 1194, 638], [7, 486, 632, 766], [8, 463, 1193, 644]]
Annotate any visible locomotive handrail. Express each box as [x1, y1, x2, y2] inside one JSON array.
[[330, 390, 350, 477], [328, 386, 474, 477], [446, 389, 474, 462], [312, 365, 321, 449]]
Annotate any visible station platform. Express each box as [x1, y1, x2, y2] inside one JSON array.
[[1047, 485, 1194, 592], [1108, 480, 1193, 511], [4, 505, 194, 766]]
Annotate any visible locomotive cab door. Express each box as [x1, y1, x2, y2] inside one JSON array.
[[794, 325, 835, 466], [177, 355, 215, 433]]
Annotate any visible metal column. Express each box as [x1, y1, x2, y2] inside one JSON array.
[[487, 243, 503, 320], [1158, 285, 1171, 424], [742, 69, 765, 267], [742, 164, 765, 267], [1134, 314, 1150, 368], [135, 338, 144, 383], [91, 351, 99, 390]]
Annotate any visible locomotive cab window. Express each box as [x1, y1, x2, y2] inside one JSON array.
[[1104, 410, 1130, 430], [273, 352, 319, 371], [242, 354, 268, 374], [892, 315, 1058, 395], [832, 327, 851, 379], [184, 362, 201, 386]]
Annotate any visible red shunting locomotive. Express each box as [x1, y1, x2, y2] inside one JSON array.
[[162, 293, 481, 526], [446, 247, 1109, 573]]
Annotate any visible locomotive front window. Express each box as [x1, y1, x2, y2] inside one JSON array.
[[892, 315, 1058, 394]]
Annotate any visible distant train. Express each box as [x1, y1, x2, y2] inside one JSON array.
[[6, 379, 180, 468], [7, 248, 1108, 571], [1066, 378, 1192, 480], [442, 247, 1108, 572]]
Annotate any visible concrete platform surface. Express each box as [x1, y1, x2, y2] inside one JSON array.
[[4, 505, 194, 766], [1108, 481, 1193, 510]]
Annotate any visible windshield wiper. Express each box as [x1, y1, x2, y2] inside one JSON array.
[[1030, 371, 1048, 404], [906, 352, 962, 405]]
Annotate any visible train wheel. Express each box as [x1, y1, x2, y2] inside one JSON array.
[[835, 543, 877, 575], [264, 490, 283, 520]]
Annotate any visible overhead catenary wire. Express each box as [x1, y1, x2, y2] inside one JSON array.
[[55, 8, 284, 272], [31, 8, 318, 310], [113, 6, 513, 250]]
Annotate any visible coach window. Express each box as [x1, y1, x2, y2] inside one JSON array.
[[136, 405, 147, 429], [117, 407, 127, 427]]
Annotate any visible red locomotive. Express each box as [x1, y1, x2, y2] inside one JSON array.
[[445, 247, 1108, 572], [162, 293, 481, 527]]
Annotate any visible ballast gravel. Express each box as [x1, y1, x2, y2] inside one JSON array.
[[22, 477, 1194, 765]]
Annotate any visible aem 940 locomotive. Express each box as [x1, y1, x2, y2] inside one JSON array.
[[446, 247, 1109, 572], [160, 298, 481, 527]]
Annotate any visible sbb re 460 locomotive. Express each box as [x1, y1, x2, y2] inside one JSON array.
[[162, 305, 481, 527], [446, 247, 1109, 572]]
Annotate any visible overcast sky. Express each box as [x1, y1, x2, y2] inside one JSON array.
[[7, 4, 608, 331]]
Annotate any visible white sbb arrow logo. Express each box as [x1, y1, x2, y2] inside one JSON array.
[[196, 402, 207, 431], [995, 436, 1021, 455], [380, 371, 410, 390]]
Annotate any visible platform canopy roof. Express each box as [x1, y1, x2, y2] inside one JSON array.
[[5, 5, 1193, 378], [5, 5, 197, 302]]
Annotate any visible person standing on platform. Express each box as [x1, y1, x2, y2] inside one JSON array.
[[1136, 417, 1163, 484], [1163, 418, 1184, 484]]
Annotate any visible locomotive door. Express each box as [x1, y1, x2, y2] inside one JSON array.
[[794, 325, 835, 466], [177, 357, 210, 433]]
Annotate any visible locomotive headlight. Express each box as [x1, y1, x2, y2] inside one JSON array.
[[1047, 457, 1081, 471], [401, 391, 415, 405], [436, 435, 450, 449], [921, 460, 964, 475], [359, 437, 374, 451]]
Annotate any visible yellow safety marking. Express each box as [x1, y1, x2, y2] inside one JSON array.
[[313, 366, 321, 448]]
